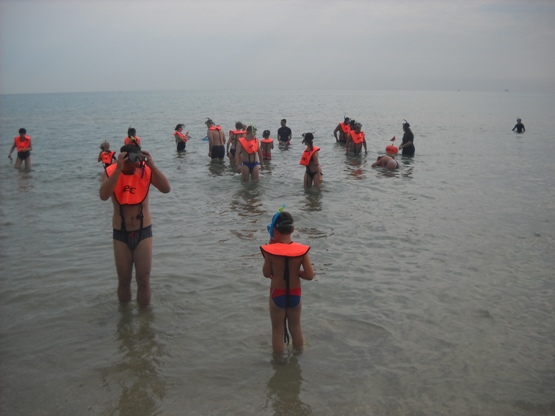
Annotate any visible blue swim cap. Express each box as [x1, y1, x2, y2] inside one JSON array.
[[267, 205, 285, 238]]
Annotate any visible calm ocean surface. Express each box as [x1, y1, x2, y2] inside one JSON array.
[[0, 90, 554, 416]]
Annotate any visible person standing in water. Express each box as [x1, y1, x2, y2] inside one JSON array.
[[125, 127, 141, 148], [99, 144, 171, 307], [333, 117, 351, 143], [98, 141, 116, 169], [261, 130, 274, 161], [206, 118, 226, 161], [277, 119, 292, 145], [512, 118, 525, 133], [398, 120, 415, 155], [261, 209, 314, 357], [227, 121, 246, 165], [345, 122, 368, 156], [299, 133, 323, 188], [236, 125, 264, 181], [8, 128, 33, 169], [174, 124, 190, 151]]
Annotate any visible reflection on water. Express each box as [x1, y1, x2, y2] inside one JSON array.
[[15, 170, 34, 192], [106, 306, 166, 416], [344, 157, 367, 180], [207, 159, 228, 177], [229, 184, 265, 240], [301, 188, 322, 213], [265, 356, 312, 416]]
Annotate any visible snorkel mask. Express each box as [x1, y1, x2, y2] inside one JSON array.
[[127, 151, 145, 163], [267, 205, 285, 238]]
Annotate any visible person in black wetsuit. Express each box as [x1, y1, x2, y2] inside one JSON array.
[[399, 120, 415, 156], [512, 118, 525, 133]]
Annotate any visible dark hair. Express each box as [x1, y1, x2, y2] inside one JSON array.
[[175, 124, 184, 131], [302, 132, 314, 147], [206, 118, 214, 126], [235, 121, 244, 129], [127, 127, 136, 137], [263, 130, 270, 138], [19, 128, 26, 134], [281, 119, 287, 123], [120, 144, 142, 154], [274, 211, 294, 235], [247, 125, 256, 135]]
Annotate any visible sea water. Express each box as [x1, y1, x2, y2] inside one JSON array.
[[0, 90, 554, 415]]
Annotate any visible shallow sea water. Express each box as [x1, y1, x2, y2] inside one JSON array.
[[0, 90, 554, 415]]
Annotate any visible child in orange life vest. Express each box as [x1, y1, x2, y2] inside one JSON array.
[[125, 126, 141, 148], [235, 124, 264, 181], [299, 133, 323, 188], [98, 141, 116, 169], [261, 210, 314, 357], [345, 122, 367, 156], [261, 130, 274, 161], [8, 128, 33, 169]]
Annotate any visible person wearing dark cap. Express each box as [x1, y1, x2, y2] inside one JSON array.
[[398, 120, 415, 156], [333, 117, 351, 143]]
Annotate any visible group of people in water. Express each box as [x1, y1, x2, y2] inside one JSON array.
[[5, 113, 525, 357], [92, 117, 417, 356]]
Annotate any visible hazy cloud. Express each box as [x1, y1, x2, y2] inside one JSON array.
[[1, 0, 554, 93]]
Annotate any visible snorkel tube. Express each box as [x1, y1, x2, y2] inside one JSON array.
[[267, 204, 285, 239]]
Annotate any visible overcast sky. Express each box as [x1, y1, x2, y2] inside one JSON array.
[[1, 0, 554, 94]]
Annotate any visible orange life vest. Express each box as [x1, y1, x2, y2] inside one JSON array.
[[209, 126, 222, 131], [174, 131, 187, 142], [261, 138, 274, 144], [238, 137, 259, 154], [229, 129, 246, 135], [260, 242, 310, 258], [125, 136, 141, 146], [350, 131, 365, 144], [340, 123, 351, 134], [105, 163, 152, 206], [101, 151, 116, 164], [299, 146, 320, 166], [14, 135, 31, 152]]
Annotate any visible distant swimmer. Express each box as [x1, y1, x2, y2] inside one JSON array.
[[345, 121, 368, 156], [334, 117, 351, 143], [8, 128, 33, 169], [372, 141, 400, 170], [99, 144, 171, 307], [277, 119, 292, 145], [174, 123, 190, 151], [261, 209, 314, 357], [206, 118, 226, 161], [227, 121, 246, 164], [261, 130, 274, 161], [98, 141, 116, 169], [299, 133, 323, 188], [512, 118, 525, 133], [236, 124, 264, 181], [125, 127, 141, 148], [398, 120, 415, 156]]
